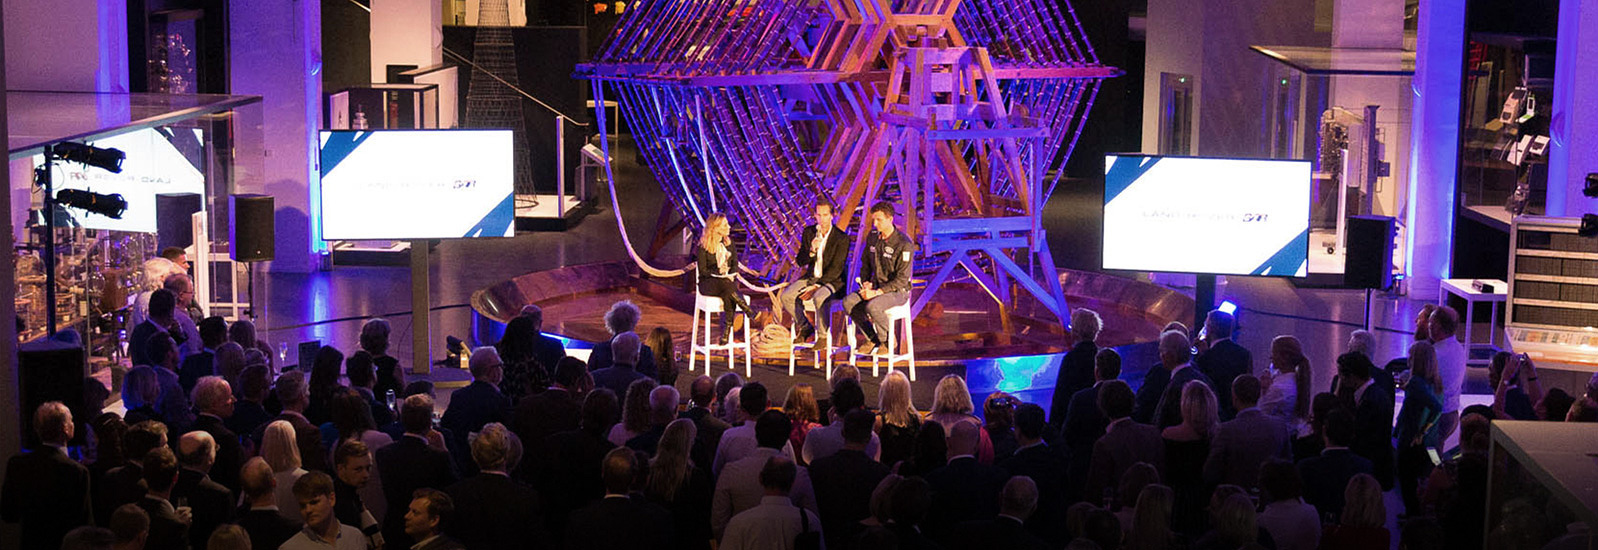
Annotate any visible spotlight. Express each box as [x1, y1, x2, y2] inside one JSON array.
[[56, 189, 127, 219], [49, 141, 125, 173], [1586, 173, 1598, 198], [1218, 300, 1239, 315], [1581, 214, 1598, 238]]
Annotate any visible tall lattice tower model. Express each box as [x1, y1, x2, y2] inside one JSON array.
[[465, 0, 534, 196]]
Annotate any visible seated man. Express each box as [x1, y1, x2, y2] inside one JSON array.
[[780, 199, 850, 344], [843, 201, 916, 356]]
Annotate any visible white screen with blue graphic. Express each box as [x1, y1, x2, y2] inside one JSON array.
[[318, 130, 515, 240], [1102, 155, 1311, 277]]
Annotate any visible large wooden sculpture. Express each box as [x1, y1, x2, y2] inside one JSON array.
[[579, 0, 1118, 325]]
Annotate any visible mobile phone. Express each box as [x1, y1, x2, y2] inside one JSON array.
[[1427, 448, 1442, 466]]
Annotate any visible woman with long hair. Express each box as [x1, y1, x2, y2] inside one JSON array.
[[496, 316, 550, 404], [875, 371, 922, 469], [695, 213, 754, 343], [646, 419, 712, 550], [610, 378, 659, 446], [323, 386, 392, 521], [982, 392, 1019, 462], [304, 345, 346, 426], [928, 374, 995, 463], [262, 420, 308, 521], [1395, 340, 1443, 517], [645, 326, 678, 387], [121, 366, 164, 426], [1125, 484, 1176, 550], [784, 384, 821, 462], [361, 318, 404, 399], [1161, 381, 1219, 535], [1321, 473, 1389, 549], [1260, 335, 1313, 431]]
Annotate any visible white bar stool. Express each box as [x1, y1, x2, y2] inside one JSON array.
[[788, 299, 839, 379], [690, 292, 752, 377], [847, 301, 915, 381]]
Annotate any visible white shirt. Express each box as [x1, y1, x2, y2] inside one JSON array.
[[1257, 498, 1322, 550], [721, 495, 825, 550], [799, 422, 880, 464], [712, 423, 796, 477], [812, 227, 830, 280], [1258, 372, 1298, 421], [712, 448, 817, 539], [1434, 337, 1466, 412]]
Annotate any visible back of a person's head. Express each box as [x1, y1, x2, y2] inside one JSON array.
[[1400, 517, 1444, 550], [830, 365, 861, 390], [1342, 473, 1385, 528], [146, 332, 178, 367], [122, 366, 160, 409], [143, 446, 180, 493], [239, 457, 276, 500], [689, 375, 716, 407], [1232, 374, 1262, 408], [192, 376, 233, 416], [1212, 493, 1257, 544], [240, 364, 271, 401], [404, 380, 435, 398], [740, 381, 770, 417], [1205, 310, 1236, 339], [274, 371, 308, 405], [62, 526, 116, 550], [345, 351, 376, 388], [714, 372, 743, 404], [198, 316, 228, 348], [868, 475, 904, 525], [622, 378, 660, 433], [999, 475, 1039, 520], [582, 388, 620, 433], [1119, 462, 1161, 509], [1083, 509, 1122, 550], [784, 384, 820, 424], [401, 394, 435, 434], [471, 423, 521, 472], [206, 524, 250, 550], [831, 377, 866, 414], [1543, 388, 1576, 421], [1180, 381, 1219, 436], [333, 438, 370, 470], [1130, 484, 1175, 548], [261, 420, 302, 473], [292, 471, 334, 502], [1064, 539, 1103, 550], [1014, 403, 1048, 440], [1257, 459, 1302, 503], [612, 331, 643, 366], [888, 476, 932, 527], [310, 346, 346, 390], [932, 375, 974, 415], [754, 409, 792, 449], [649, 385, 680, 424], [1347, 329, 1376, 360], [842, 408, 876, 445], [1066, 502, 1097, 540], [124, 421, 168, 464], [1159, 329, 1192, 364], [1322, 407, 1356, 447], [1097, 380, 1134, 420], [601, 447, 638, 495], [1094, 348, 1122, 381], [1336, 351, 1374, 382], [229, 319, 258, 348], [554, 357, 590, 389], [360, 318, 392, 355], [33, 401, 72, 444], [982, 393, 1016, 431], [946, 421, 980, 457], [1569, 398, 1598, 422], [148, 288, 177, 319], [758, 456, 798, 494], [109, 503, 150, 547], [468, 347, 503, 380], [1071, 308, 1103, 342], [177, 431, 217, 470], [605, 300, 642, 334]]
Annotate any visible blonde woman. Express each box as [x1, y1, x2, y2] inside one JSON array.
[[1321, 473, 1389, 549], [1161, 381, 1218, 534], [696, 213, 753, 343], [610, 378, 659, 446], [261, 420, 308, 521], [1260, 335, 1313, 432], [647, 419, 712, 550], [1125, 484, 1176, 550], [929, 374, 995, 463], [875, 371, 923, 468], [1395, 340, 1443, 517]]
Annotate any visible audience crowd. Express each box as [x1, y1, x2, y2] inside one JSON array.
[[6, 298, 1596, 550]]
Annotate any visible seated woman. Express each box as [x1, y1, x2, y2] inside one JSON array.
[[695, 213, 753, 344]]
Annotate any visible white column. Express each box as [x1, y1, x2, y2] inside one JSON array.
[[1545, 0, 1598, 217], [1404, 0, 1466, 297], [2, 0, 127, 92], [230, 0, 322, 273], [370, 0, 443, 83]]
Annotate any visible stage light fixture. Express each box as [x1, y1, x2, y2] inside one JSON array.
[[49, 141, 125, 173], [1580, 214, 1598, 238], [56, 189, 127, 219], [1585, 173, 1598, 198]]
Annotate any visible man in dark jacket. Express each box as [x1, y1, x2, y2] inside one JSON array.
[[808, 409, 889, 549], [584, 301, 657, 379], [843, 201, 916, 356], [190, 376, 244, 493], [378, 394, 460, 549], [1297, 409, 1372, 518], [1063, 348, 1121, 501], [251, 371, 328, 472], [173, 431, 235, 549], [445, 423, 548, 549], [1338, 352, 1396, 490], [178, 316, 227, 394], [1000, 404, 1071, 546], [1, 402, 93, 549], [134, 447, 189, 550], [1051, 308, 1102, 429], [564, 448, 672, 550], [512, 358, 588, 481], [237, 458, 302, 550], [591, 332, 650, 397], [441, 348, 512, 477], [781, 199, 852, 343], [1195, 310, 1252, 420], [518, 305, 569, 374], [925, 422, 1010, 537]]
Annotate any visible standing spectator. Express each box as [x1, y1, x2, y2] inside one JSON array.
[[134, 447, 189, 550], [109, 504, 151, 550], [586, 301, 659, 379], [324, 390, 394, 523], [1192, 491, 1265, 550], [803, 378, 881, 464], [720, 457, 823, 550], [180, 316, 227, 394], [1161, 381, 1219, 535], [626, 385, 682, 455], [128, 289, 176, 368], [129, 257, 178, 329], [900, 422, 948, 478], [592, 332, 650, 398], [1292, 392, 1342, 462], [304, 346, 346, 427], [1085, 381, 1165, 505], [512, 357, 589, 481], [122, 366, 165, 426], [1153, 330, 1216, 429], [377, 394, 459, 549], [1428, 306, 1466, 441], [360, 318, 405, 400], [712, 373, 744, 424], [190, 376, 244, 493], [948, 476, 1051, 550], [344, 351, 395, 427], [402, 490, 465, 550], [645, 419, 714, 550], [172, 432, 235, 549], [280, 472, 364, 550], [1064, 349, 1121, 499], [714, 382, 797, 476], [565, 448, 673, 550], [1256, 460, 1320, 550], [925, 422, 1010, 535], [678, 374, 731, 472], [1003, 403, 1072, 546], [1396, 340, 1444, 517], [1052, 308, 1103, 429], [236, 458, 302, 550], [1259, 335, 1312, 434], [1203, 375, 1292, 490], [543, 389, 620, 545], [1338, 351, 1395, 490], [147, 331, 197, 433], [445, 423, 548, 550], [1125, 484, 1177, 550], [928, 375, 995, 462], [161, 273, 203, 356], [1320, 474, 1389, 549], [809, 409, 890, 549], [518, 305, 569, 379], [254, 371, 329, 473], [213, 343, 247, 398], [1490, 352, 1541, 421], [645, 326, 679, 387], [496, 317, 551, 404], [2, 402, 93, 549], [610, 378, 660, 446], [227, 319, 274, 370], [98, 422, 169, 528], [983, 392, 1020, 462], [712, 411, 817, 540], [440, 347, 512, 477], [1194, 310, 1252, 420], [330, 440, 383, 548], [227, 365, 274, 438], [1111, 463, 1160, 532], [783, 384, 822, 461], [1132, 341, 1174, 427], [875, 371, 923, 469], [261, 420, 310, 522], [884, 476, 940, 550], [1297, 409, 1371, 519]]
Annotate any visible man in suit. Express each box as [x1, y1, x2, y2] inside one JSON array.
[[1051, 308, 1103, 429], [714, 382, 797, 476], [512, 358, 588, 481], [236, 458, 302, 550], [1338, 351, 1396, 490], [1153, 330, 1215, 428], [378, 393, 460, 549], [518, 305, 568, 373], [1195, 310, 1253, 420], [332, 440, 383, 548], [252, 371, 328, 472], [591, 332, 650, 398], [179, 316, 227, 394], [565, 447, 673, 550], [1297, 409, 1371, 519], [947, 476, 1051, 550], [800, 378, 880, 464], [1086, 380, 1166, 503], [808, 409, 890, 549], [1131, 357, 1171, 425], [1203, 375, 1292, 490], [1063, 348, 1120, 501], [173, 431, 234, 549], [133, 447, 189, 550], [97, 421, 169, 529], [780, 199, 851, 344], [108, 504, 151, 550], [713, 411, 817, 540], [403, 489, 466, 550], [226, 364, 275, 438], [584, 301, 658, 379], [2, 402, 93, 549], [441, 347, 512, 477], [679, 375, 731, 471], [925, 421, 1010, 536], [843, 201, 916, 356], [999, 404, 1071, 545], [720, 456, 824, 550], [446, 423, 549, 549], [190, 376, 243, 493], [626, 385, 681, 455], [145, 331, 196, 433], [128, 288, 176, 369], [543, 390, 620, 546]]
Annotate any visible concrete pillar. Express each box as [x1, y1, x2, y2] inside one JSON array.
[[1405, 0, 1466, 297], [370, 0, 443, 83], [0, 7, 23, 549], [2, 0, 128, 92], [230, 0, 322, 273], [1545, 0, 1598, 217]]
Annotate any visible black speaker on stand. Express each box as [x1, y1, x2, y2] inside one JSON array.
[[230, 195, 275, 321], [1346, 215, 1396, 331]]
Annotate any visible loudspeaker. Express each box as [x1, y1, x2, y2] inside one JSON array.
[[18, 340, 86, 448], [1346, 215, 1396, 290], [231, 194, 275, 262], [156, 193, 203, 251]]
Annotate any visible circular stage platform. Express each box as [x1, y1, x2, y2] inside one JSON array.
[[471, 261, 1191, 409]]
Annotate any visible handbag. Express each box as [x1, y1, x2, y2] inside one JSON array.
[[794, 506, 822, 550]]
